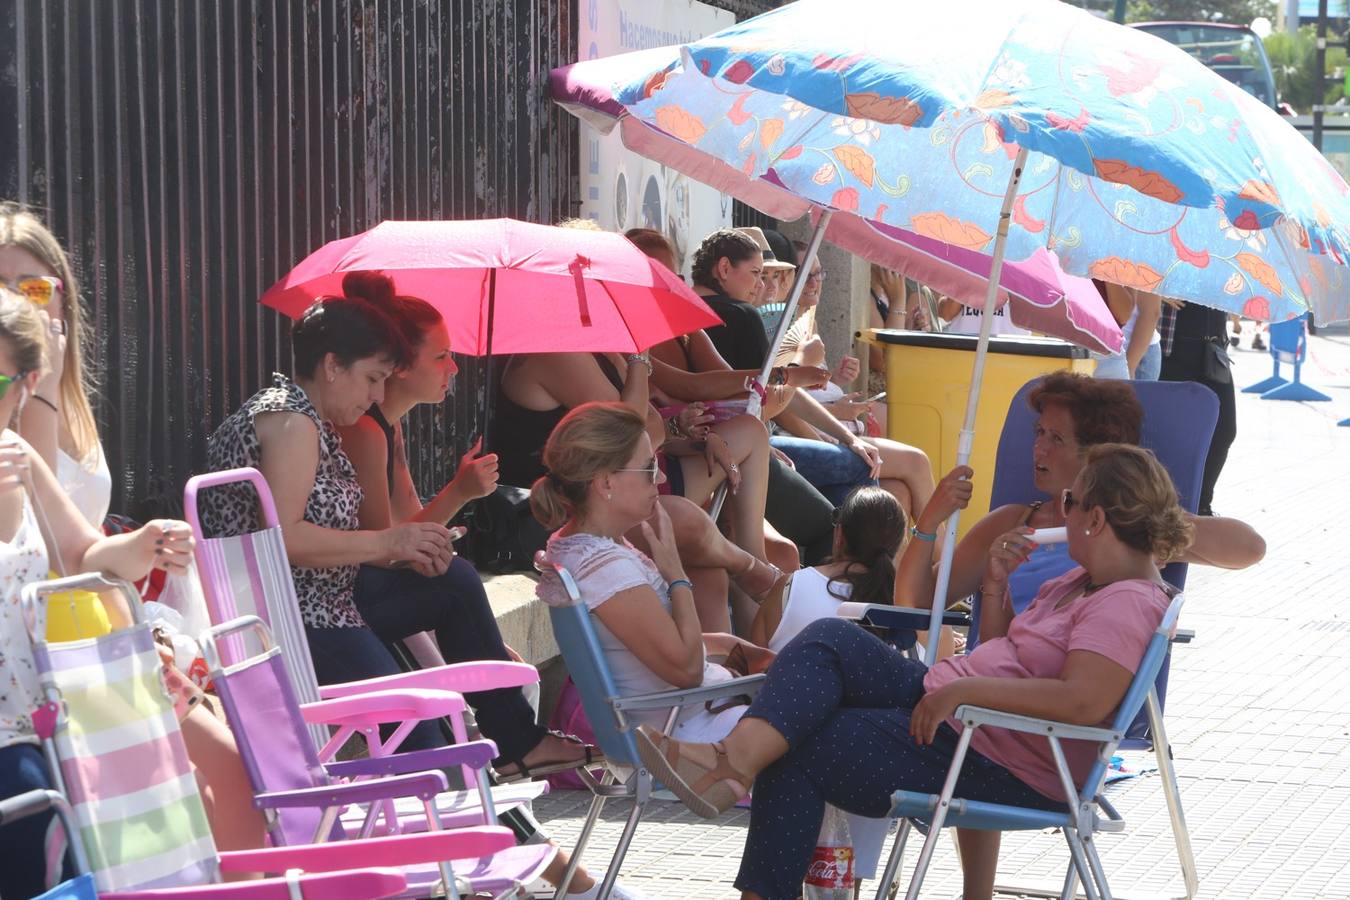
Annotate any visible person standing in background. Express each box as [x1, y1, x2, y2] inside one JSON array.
[[1158, 299, 1235, 515]]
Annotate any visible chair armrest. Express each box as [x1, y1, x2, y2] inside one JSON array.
[[955, 705, 1120, 743], [318, 660, 538, 699], [325, 740, 499, 779], [611, 674, 765, 713], [300, 689, 466, 727], [217, 826, 517, 874], [840, 603, 971, 630], [253, 771, 447, 809]]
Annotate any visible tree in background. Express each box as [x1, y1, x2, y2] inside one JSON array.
[[1125, 0, 1275, 23], [1263, 25, 1348, 111]]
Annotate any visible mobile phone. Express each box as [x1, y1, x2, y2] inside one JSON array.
[[1029, 527, 1068, 544], [865, 391, 887, 403], [447, 525, 468, 543]]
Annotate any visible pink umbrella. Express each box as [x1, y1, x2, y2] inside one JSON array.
[[260, 218, 720, 355], [550, 51, 1123, 354]]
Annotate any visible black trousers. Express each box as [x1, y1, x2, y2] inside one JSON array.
[[1160, 340, 1237, 515], [764, 452, 836, 566]]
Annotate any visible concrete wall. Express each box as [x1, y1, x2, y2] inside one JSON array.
[[779, 217, 872, 387]]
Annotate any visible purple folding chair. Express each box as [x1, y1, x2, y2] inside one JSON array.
[[201, 615, 555, 899]]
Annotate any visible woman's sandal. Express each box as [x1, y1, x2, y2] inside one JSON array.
[[731, 555, 785, 603], [494, 730, 604, 783], [633, 725, 750, 819]]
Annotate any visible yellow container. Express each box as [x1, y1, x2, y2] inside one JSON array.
[[876, 329, 1092, 539]]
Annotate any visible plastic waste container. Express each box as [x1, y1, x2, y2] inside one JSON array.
[[874, 329, 1092, 538]]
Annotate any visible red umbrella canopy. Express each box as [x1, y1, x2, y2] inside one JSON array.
[[260, 218, 721, 355]]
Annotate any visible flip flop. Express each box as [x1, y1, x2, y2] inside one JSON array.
[[494, 731, 604, 783]]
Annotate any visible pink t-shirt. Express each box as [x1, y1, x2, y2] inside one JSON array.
[[922, 567, 1171, 801]]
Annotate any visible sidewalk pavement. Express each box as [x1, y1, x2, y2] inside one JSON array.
[[530, 327, 1350, 899]]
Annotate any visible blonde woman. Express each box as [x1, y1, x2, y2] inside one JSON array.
[[1, 203, 120, 638]]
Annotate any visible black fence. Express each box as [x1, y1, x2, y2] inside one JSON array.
[[0, 0, 775, 520]]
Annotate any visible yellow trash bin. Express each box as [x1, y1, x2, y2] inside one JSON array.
[[875, 329, 1093, 539]]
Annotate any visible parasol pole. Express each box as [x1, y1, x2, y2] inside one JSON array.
[[747, 209, 833, 418], [924, 146, 1030, 666], [481, 267, 498, 452]]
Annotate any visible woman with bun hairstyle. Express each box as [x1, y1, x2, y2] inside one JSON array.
[[335, 273, 595, 780], [635, 444, 1195, 900]]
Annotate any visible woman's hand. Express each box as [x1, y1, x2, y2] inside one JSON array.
[[845, 436, 882, 479], [876, 268, 906, 304], [383, 521, 455, 571], [910, 681, 965, 746], [920, 465, 975, 531], [907, 302, 931, 332], [124, 520, 196, 575], [986, 526, 1038, 586], [410, 539, 456, 579], [676, 402, 715, 440], [451, 438, 499, 502], [829, 392, 871, 422], [639, 502, 686, 585], [34, 310, 65, 401], [0, 438, 30, 495], [770, 445, 796, 470], [784, 365, 831, 390], [832, 355, 861, 387], [704, 432, 741, 494]]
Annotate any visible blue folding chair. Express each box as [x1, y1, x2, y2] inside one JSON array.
[[876, 592, 1189, 900], [534, 555, 766, 900], [1245, 314, 1331, 402]]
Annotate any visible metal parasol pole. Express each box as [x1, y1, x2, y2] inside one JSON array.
[[924, 146, 1030, 666], [747, 209, 834, 417]]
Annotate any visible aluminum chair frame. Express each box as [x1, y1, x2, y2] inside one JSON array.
[[873, 593, 1194, 900], [536, 557, 766, 900]]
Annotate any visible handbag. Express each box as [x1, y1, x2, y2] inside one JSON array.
[[1203, 340, 1233, 385], [462, 484, 550, 573]]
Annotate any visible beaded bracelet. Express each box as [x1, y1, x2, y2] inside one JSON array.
[[667, 578, 693, 598]]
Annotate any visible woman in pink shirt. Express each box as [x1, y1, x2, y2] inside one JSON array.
[[634, 443, 1192, 900]]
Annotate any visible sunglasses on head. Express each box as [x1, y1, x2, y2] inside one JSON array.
[[5, 276, 63, 308], [0, 370, 31, 401], [615, 458, 661, 485]]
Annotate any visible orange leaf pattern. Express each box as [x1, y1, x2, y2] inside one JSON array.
[[845, 92, 922, 126], [1093, 159, 1184, 203], [1238, 180, 1281, 208], [1236, 253, 1283, 295], [975, 89, 1015, 109], [760, 118, 784, 149], [1089, 257, 1164, 291], [811, 162, 837, 185], [655, 106, 707, 144], [832, 144, 876, 188], [911, 212, 993, 251]]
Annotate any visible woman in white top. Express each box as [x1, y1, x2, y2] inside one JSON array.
[[1, 204, 117, 639], [533, 402, 774, 743], [0, 288, 202, 897]]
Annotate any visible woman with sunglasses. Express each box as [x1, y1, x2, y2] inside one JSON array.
[[633, 443, 1191, 900], [895, 370, 1265, 619], [533, 402, 776, 745], [0, 204, 119, 639]]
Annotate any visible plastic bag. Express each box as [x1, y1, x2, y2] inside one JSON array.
[[156, 558, 212, 645]]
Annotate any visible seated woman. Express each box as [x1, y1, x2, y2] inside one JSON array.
[[333, 273, 591, 779], [533, 402, 774, 742], [895, 370, 1265, 616], [0, 290, 245, 895], [635, 443, 1193, 900]]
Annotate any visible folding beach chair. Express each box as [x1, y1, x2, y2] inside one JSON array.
[[184, 468, 545, 816], [20, 574, 521, 899], [535, 554, 767, 900], [0, 787, 545, 899], [874, 592, 1190, 900], [200, 615, 556, 899]]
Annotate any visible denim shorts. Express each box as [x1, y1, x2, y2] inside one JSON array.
[[770, 435, 877, 506]]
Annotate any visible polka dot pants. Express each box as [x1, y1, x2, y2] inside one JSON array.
[[734, 618, 1062, 900]]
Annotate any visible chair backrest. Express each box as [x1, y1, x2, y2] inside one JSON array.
[[1078, 591, 1186, 797], [537, 560, 642, 767], [988, 378, 1218, 591], [201, 616, 339, 848], [1268, 315, 1305, 363], [23, 575, 220, 892], [185, 468, 328, 751]]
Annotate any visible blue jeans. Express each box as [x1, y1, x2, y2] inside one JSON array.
[[1135, 342, 1161, 381], [770, 436, 877, 507], [735, 619, 1062, 900], [0, 743, 69, 898]]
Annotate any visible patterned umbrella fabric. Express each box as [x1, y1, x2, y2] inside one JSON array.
[[610, 0, 1350, 324]]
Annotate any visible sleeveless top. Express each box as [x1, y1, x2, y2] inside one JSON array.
[[0, 493, 53, 747], [201, 373, 366, 629], [57, 444, 111, 528], [366, 405, 399, 496], [766, 567, 853, 653], [495, 354, 625, 487]]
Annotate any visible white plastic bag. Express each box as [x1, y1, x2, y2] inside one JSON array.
[[156, 558, 212, 644]]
